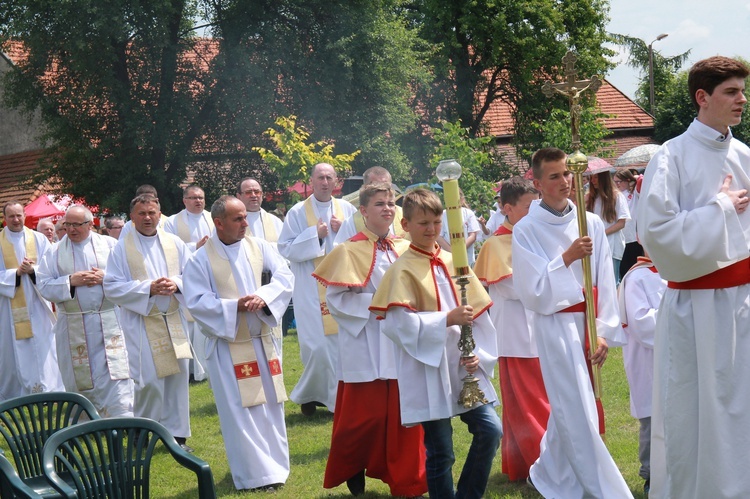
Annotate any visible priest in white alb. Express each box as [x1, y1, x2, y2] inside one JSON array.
[[183, 196, 293, 492], [103, 194, 194, 451], [278, 163, 356, 415], [236, 178, 284, 249], [0, 201, 62, 401], [164, 184, 214, 382], [38, 205, 133, 417]]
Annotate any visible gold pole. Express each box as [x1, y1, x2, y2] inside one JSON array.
[[542, 51, 603, 400]]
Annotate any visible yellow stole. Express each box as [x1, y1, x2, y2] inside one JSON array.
[[303, 195, 344, 335], [369, 243, 492, 319], [473, 220, 514, 285], [352, 206, 408, 239], [125, 230, 191, 378], [0, 227, 38, 339], [313, 227, 410, 287], [247, 210, 279, 243], [205, 237, 287, 407], [57, 235, 129, 390], [175, 210, 215, 245]]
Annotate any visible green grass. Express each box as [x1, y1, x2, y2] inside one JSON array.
[[149, 331, 648, 498], [0, 331, 647, 498]]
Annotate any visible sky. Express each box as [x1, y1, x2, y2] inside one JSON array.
[[605, 0, 750, 100]]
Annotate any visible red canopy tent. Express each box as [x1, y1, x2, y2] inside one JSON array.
[[23, 195, 65, 229]]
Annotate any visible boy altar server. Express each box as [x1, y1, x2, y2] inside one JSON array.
[[183, 196, 293, 491], [474, 177, 548, 481], [512, 148, 631, 498], [370, 188, 502, 499], [314, 183, 427, 497]]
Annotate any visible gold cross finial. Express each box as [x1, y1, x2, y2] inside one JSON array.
[[542, 51, 602, 151]]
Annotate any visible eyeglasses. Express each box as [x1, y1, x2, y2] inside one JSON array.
[[241, 190, 262, 195], [108, 225, 124, 230], [62, 221, 91, 228], [185, 196, 205, 200]]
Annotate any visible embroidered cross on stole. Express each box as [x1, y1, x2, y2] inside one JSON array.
[[205, 237, 287, 407]]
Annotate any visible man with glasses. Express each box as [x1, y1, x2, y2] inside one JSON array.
[[0, 201, 63, 401], [38, 205, 133, 417], [104, 216, 126, 240], [165, 184, 214, 382]]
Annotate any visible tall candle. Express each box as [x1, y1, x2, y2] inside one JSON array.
[[442, 178, 470, 274]]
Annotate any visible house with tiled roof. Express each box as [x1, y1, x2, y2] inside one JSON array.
[[0, 50, 49, 215], [483, 78, 656, 170]]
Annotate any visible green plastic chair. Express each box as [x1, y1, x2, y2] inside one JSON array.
[[1, 452, 42, 498], [42, 417, 216, 499], [0, 391, 100, 498]]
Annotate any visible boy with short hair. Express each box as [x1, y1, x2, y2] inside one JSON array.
[[512, 148, 631, 498], [474, 177, 548, 482], [314, 183, 427, 497], [370, 188, 502, 499]]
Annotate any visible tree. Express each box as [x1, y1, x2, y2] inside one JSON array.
[[0, 0, 429, 212], [405, 0, 614, 153], [522, 107, 615, 159], [609, 34, 690, 113], [253, 115, 359, 188]]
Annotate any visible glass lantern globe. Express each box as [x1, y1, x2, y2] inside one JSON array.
[[436, 159, 462, 181]]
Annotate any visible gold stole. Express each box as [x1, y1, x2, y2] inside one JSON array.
[[313, 227, 411, 287], [303, 196, 343, 335], [175, 210, 215, 245], [205, 237, 287, 407], [125, 230, 192, 379], [0, 227, 38, 339], [247, 210, 279, 243], [353, 206, 408, 239], [57, 235, 129, 390], [473, 221, 514, 285], [369, 244, 492, 318]]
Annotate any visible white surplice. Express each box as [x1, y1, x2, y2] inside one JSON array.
[[102, 230, 191, 438], [618, 264, 664, 420], [37, 233, 134, 417], [512, 199, 631, 499], [637, 119, 750, 499], [591, 190, 630, 260], [183, 234, 293, 490], [0, 229, 62, 400], [164, 209, 214, 381], [246, 209, 284, 248], [379, 264, 498, 425], [277, 196, 356, 411]]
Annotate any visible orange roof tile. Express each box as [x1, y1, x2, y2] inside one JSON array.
[[0, 149, 46, 207]]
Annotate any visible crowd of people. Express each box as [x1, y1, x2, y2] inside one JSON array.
[[1, 55, 748, 498]]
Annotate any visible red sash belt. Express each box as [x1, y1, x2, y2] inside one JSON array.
[[559, 287, 598, 314], [668, 258, 750, 290]]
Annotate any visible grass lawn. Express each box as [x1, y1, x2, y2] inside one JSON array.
[[145, 330, 648, 498]]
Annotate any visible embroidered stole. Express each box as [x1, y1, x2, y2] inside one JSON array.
[[303, 196, 343, 335], [175, 210, 215, 245], [57, 236, 129, 390], [125, 230, 191, 378], [0, 227, 38, 339], [353, 206, 408, 239], [205, 237, 287, 407], [247, 210, 279, 243]]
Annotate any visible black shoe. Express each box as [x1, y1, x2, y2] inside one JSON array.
[[526, 476, 536, 491], [644, 479, 650, 495], [301, 402, 317, 416], [175, 437, 194, 453], [346, 470, 365, 496]]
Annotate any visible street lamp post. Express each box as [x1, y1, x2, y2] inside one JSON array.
[[648, 33, 669, 115]]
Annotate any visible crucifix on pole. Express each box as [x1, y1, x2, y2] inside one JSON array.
[[541, 50, 604, 401]]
